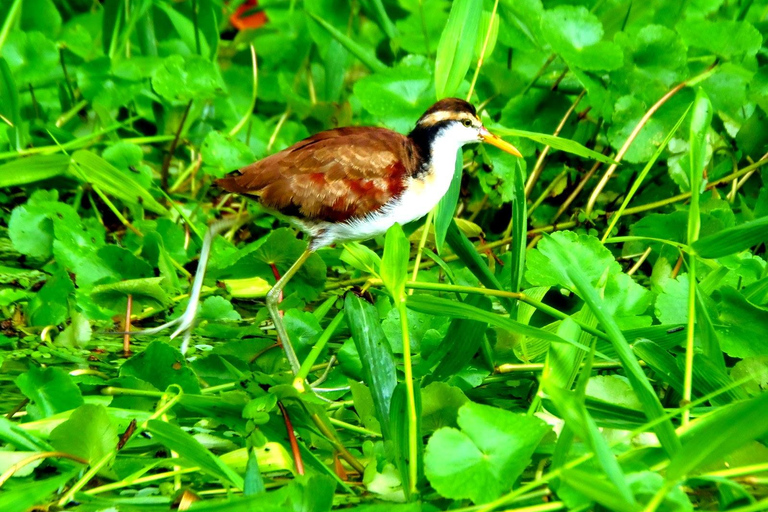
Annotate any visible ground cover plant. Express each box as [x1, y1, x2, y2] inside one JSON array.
[[1, 0, 767, 510]]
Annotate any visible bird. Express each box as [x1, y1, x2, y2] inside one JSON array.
[[146, 98, 521, 373]]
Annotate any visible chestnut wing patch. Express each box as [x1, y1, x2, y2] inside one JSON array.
[[217, 128, 417, 223]]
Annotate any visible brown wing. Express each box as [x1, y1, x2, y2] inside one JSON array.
[[217, 127, 421, 222]]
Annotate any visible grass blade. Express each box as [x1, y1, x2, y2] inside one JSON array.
[[146, 419, 244, 489], [71, 150, 169, 215], [509, 157, 527, 294], [434, 0, 483, 98], [434, 149, 462, 253], [0, 154, 70, 188], [307, 12, 387, 73], [407, 294, 600, 355], [445, 220, 513, 311], [683, 88, 712, 425], [602, 105, 691, 241], [693, 216, 768, 258], [541, 234, 681, 456], [493, 128, 619, 164], [667, 392, 768, 481]]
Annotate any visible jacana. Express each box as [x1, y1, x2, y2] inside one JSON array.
[[148, 98, 521, 373]]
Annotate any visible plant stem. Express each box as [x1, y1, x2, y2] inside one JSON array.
[[409, 209, 434, 294], [399, 299, 419, 497], [466, 0, 500, 101]]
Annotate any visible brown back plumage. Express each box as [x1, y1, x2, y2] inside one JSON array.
[[217, 127, 422, 223]]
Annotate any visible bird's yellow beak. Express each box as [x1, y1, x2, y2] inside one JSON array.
[[480, 127, 522, 158]]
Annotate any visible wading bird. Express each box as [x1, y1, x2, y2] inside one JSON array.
[[147, 98, 521, 374]]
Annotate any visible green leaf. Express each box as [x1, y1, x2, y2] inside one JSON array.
[[434, 0, 482, 98], [340, 242, 381, 277], [688, 88, 712, 245], [146, 419, 244, 489], [693, 216, 768, 258], [91, 277, 170, 312], [307, 12, 387, 73], [541, 6, 623, 71], [424, 402, 549, 503], [151, 54, 223, 105], [559, 469, 640, 512], [425, 294, 491, 382], [15, 366, 84, 419], [0, 470, 77, 512], [0, 57, 21, 149], [494, 128, 618, 164], [715, 287, 768, 358], [354, 56, 434, 135], [420, 382, 468, 434], [544, 383, 637, 508], [434, 149, 462, 253], [445, 220, 512, 311], [509, 157, 526, 294], [676, 19, 762, 59], [120, 341, 202, 394], [345, 294, 397, 439], [28, 271, 75, 326], [71, 150, 169, 215], [201, 130, 256, 178], [50, 404, 117, 465], [539, 234, 681, 456], [667, 391, 768, 481], [381, 224, 409, 302]]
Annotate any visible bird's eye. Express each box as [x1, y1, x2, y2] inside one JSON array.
[[462, 119, 473, 127]]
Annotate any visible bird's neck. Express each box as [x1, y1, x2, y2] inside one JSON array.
[[408, 124, 465, 178]]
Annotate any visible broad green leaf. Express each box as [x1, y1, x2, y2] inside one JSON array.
[[693, 216, 768, 258], [381, 223, 409, 302], [49, 404, 117, 465], [667, 391, 768, 481], [71, 150, 169, 215], [353, 56, 434, 134], [420, 382, 468, 434], [345, 294, 397, 439], [146, 419, 244, 489], [201, 130, 256, 178], [715, 287, 768, 358], [15, 366, 84, 419], [434, 0, 482, 98], [90, 277, 170, 311], [151, 54, 222, 105], [677, 19, 762, 59], [120, 340, 202, 394], [424, 402, 549, 503], [540, 234, 681, 456], [541, 6, 623, 71]]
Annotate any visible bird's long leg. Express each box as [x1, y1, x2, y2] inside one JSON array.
[[266, 248, 314, 375], [135, 216, 250, 353]]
